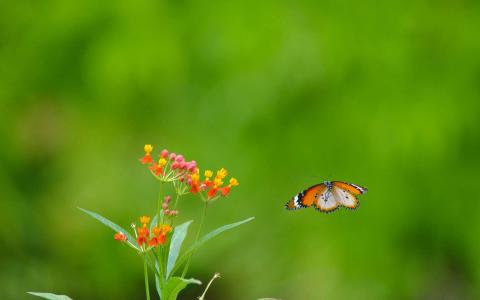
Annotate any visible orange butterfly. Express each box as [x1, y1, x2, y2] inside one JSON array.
[[285, 181, 367, 213]]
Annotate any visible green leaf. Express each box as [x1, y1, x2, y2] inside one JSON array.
[[27, 292, 73, 300], [78, 207, 135, 245], [150, 215, 158, 232], [171, 217, 254, 275], [162, 277, 201, 300], [155, 261, 162, 299], [167, 220, 193, 278]]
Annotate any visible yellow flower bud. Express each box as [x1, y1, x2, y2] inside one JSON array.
[[144, 144, 153, 154], [216, 168, 228, 179], [159, 158, 167, 167], [140, 216, 151, 226], [229, 177, 239, 187], [204, 170, 213, 178]]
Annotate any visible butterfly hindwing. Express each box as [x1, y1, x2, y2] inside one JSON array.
[[314, 188, 339, 212], [332, 186, 358, 209], [285, 184, 326, 210]]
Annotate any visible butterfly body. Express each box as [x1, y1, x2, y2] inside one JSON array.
[[285, 181, 367, 213]]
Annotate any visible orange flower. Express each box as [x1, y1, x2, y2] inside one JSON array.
[[161, 224, 172, 234], [114, 232, 127, 242], [229, 178, 239, 187], [152, 226, 162, 237], [149, 163, 163, 176], [137, 226, 150, 246], [150, 225, 169, 247], [149, 233, 167, 246], [207, 188, 218, 199], [149, 233, 166, 247], [137, 235, 148, 246], [140, 144, 154, 164], [137, 226, 149, 236], [221, 186, 231, 196]]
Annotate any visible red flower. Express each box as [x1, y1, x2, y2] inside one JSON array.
[[137, 235, 148, 246], [190, 183, 201, 194], [114, 232, 127, 242], [149, 164, 163, 176], [221, 186, 231, 196], [140, 154, 153, 165], [148, 234, 166, 247], [137, 227, 150, 246], [207, 188, 218, 199]]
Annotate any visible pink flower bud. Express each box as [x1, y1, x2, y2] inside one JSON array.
[[162, 203, 169, 210], [164, 209, 170, 215], [179, 176, 185, 182], [171, 210, 178, 216], [161, 149, 169, 158], [171, 162, 179, 169], [164, 195, 171, 203], [175, 155, 184, 163], [178, 161, 186, 169], [169, 153, 176, 160], [187, 161, 197, 172], [187, 178, 192, 185]]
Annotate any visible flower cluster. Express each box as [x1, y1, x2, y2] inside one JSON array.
[[140, 144, 197, 183], [137, 216, 172, 248], [189, 167, 239, 201], [113, 216, 172, 251]]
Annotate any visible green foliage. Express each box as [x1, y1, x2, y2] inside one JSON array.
[[167, 221, 193, 278], [78, 207, 136, 245], [161, 277, 201, 300], [78, 206, 252, 299], [27, 292, 72, 300], [3, 0, 480, 299]]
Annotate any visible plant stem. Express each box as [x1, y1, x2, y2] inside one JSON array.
[[181, 201, 208, 277], [144, 257, 151, 300], [198, 273, 220, 300], [157, 182, 165, 288]]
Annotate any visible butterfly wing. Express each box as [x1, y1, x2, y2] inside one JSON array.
[[332, 181, 368, 195], [285, 184, 326, 210], [313, 188, 339, 212], [332, 186, 358, 209]]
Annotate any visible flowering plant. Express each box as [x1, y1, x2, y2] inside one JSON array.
[[28, 144, 253, 300]]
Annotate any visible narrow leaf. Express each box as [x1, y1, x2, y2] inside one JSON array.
[[167, 220, 193, 278], [78, 207, 135, 245], [27, 292, 72, 300], [162, 277, 201, 300], [171, 217, 254, 275], [150, 215, 158, 232], [155, 261, 162, 299]]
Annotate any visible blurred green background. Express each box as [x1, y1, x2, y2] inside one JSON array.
[[1, 0, 480, 299]]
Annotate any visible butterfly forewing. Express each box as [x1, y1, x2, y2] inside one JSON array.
[[285, 184, 326, 210], [332, 181, 367, 195]]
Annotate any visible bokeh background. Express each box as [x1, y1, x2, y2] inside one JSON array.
[[1, 0, 480, 299]]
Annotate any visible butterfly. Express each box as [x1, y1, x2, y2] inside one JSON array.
[[285, 181, 367, 213]]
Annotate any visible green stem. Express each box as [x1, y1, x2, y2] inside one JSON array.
[[157, 182, 165, 288], [198, 273, 220, 300], [144, 257, 151, 300], [181, 201, 208, 277]]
